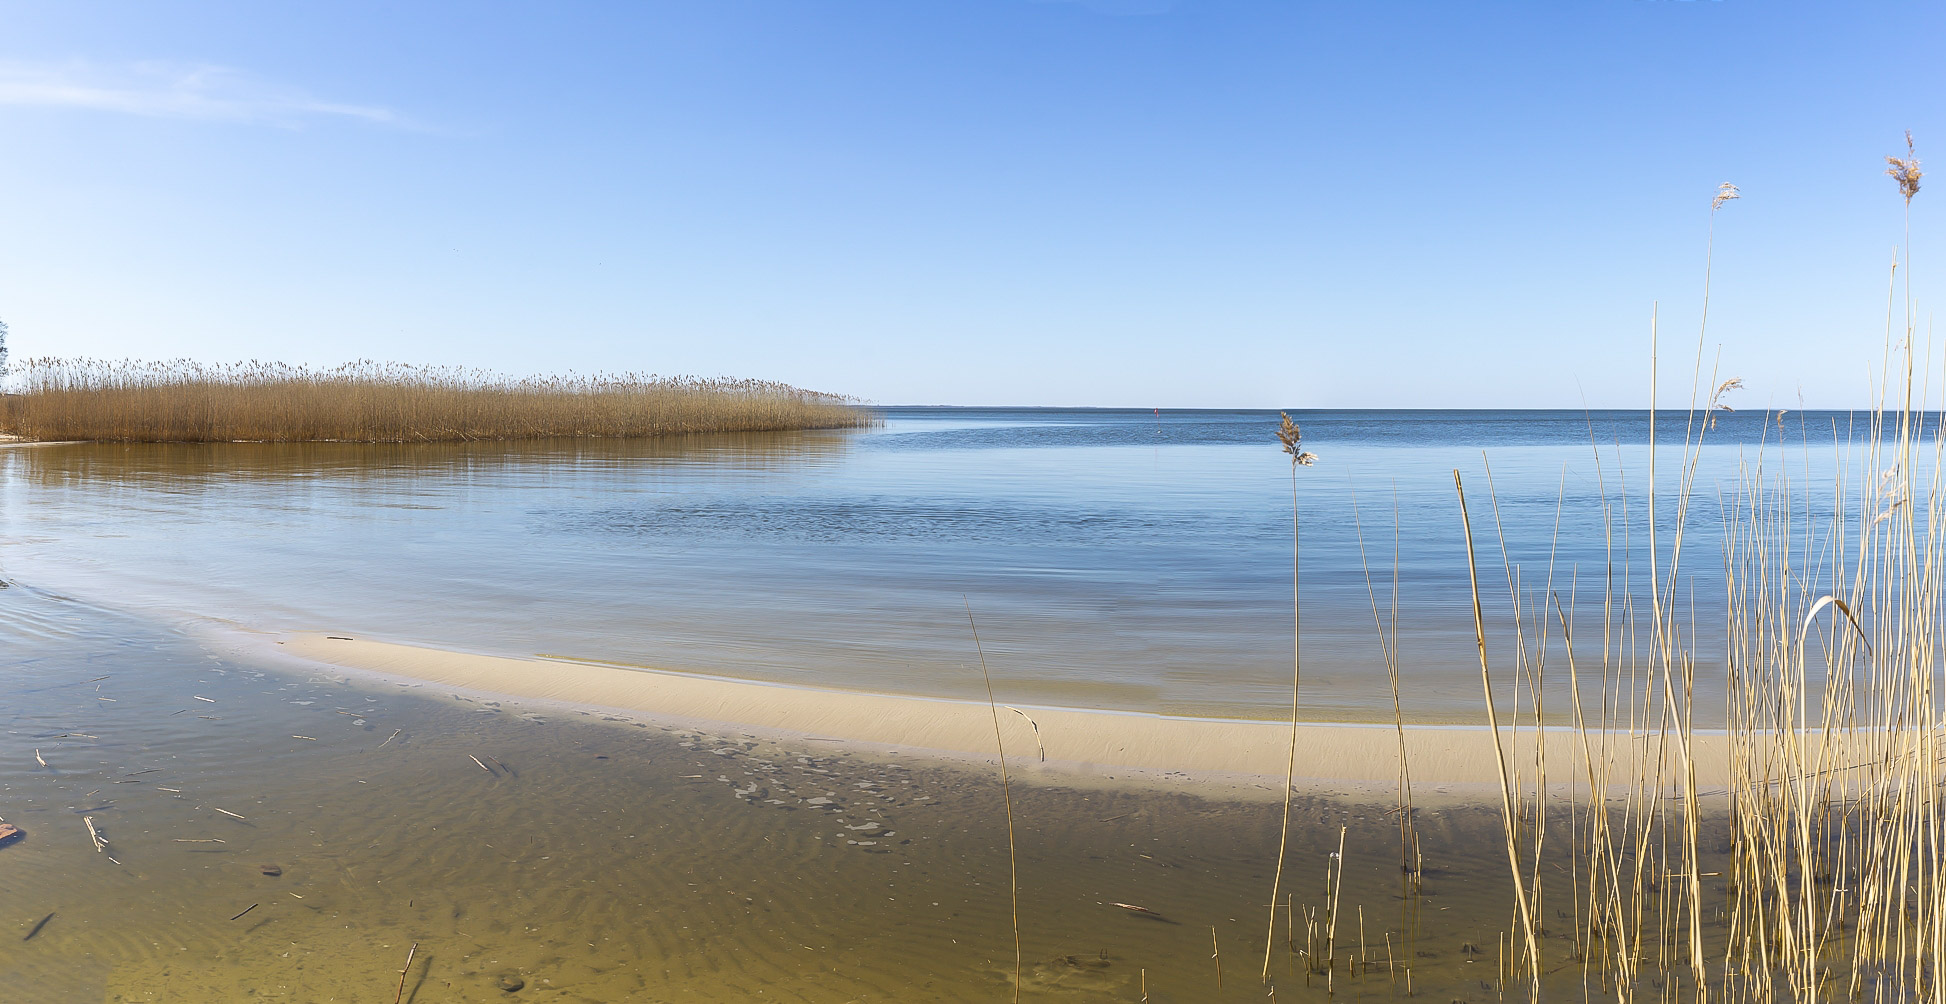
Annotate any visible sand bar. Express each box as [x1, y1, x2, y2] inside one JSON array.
[[267, 632, 1740, 797]]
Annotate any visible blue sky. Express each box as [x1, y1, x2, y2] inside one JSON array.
[[0, 1, 1938, 407]]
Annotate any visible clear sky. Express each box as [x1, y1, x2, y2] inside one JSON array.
[[0, 1, 1938, 408]]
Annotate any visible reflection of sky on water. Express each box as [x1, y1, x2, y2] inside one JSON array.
[[0, 408, 1893, 720]]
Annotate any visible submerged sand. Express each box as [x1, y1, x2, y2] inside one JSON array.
[[265, 632, 1732, 798]]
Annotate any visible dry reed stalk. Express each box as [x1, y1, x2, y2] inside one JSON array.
[[1325, 826, 1346, 977], [1469, 156, 1946, 1001], [1, 358, 872, 443], [83, 816, 105, 852], [964, 602, 1021, 1002], [1456, 470, 1544, 997], [1350, 481, 1420, 890], [1211, 925, 1223, 990], [1263, 412, 1316, 982]]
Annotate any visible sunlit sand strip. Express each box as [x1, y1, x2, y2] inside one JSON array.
[[264, 632, 1739, 799]]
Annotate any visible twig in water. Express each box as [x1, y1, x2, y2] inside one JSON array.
[[376, 728, 402, 750], [292, 736, 318, 741], [22, 912, 53, 942], [34, 749, 47, 768], [83, 816, 106, 852], [468, 754, 493, 773], [1212, 926, 1223, 989], [230, 903, 257, 921], [394, 942, 419, 1004], [173, 838, 226, 843], [193, 696, 216, 703], [213, 807, 247, 820]]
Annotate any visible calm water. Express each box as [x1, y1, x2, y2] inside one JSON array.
[[0, 410, 1854, 1001], [0, 578, 1718, 1002], [0, 408, 1868, 721]]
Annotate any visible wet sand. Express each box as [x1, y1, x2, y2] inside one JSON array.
[[258, 632, 1733, 801], [4, 588, 1645, 1003]]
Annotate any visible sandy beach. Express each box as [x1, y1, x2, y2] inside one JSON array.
[[263, 631, 1734, 799]]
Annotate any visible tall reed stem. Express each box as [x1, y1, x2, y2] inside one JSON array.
[[1457, 470, 1543, 997], [966, 602, 1021, 1002]]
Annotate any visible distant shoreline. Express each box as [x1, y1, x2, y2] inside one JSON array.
[[242, 630, 1734, 803]]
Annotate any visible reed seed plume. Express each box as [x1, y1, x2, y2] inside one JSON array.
[[1711, 182, 1741, 211], [1276, 412, 1317, 466], [1, 358, 872, 443], [1886, 130, 1922, 204], [1704, 375, 1743, 429]]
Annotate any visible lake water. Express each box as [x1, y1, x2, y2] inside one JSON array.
[[0, 407, 1862, 722], [0, 575, 1730, 1002], [0, 408, 1867, 1000]]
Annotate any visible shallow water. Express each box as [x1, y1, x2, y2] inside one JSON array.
[[0, 408, 1867, 721], [0, 411, 1850, 1001], [0, 584, 1665, 1003]]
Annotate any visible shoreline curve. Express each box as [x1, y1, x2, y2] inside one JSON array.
[[249, 631, 1732, 802]]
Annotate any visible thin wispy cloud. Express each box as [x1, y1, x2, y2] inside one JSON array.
[[0, 60, 404, 127]]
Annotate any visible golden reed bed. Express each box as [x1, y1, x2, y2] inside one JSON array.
[[0, 358, 871, 443]]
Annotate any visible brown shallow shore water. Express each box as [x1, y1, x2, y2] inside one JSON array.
[[1, 585, 1740, 1003]]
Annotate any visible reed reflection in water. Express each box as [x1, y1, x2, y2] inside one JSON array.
[[0, 408, 1873, 721]]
